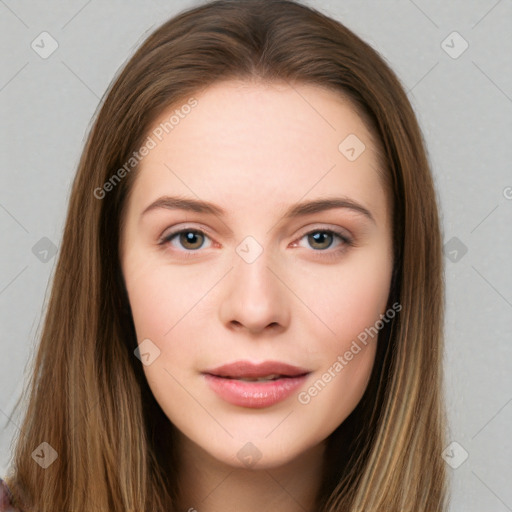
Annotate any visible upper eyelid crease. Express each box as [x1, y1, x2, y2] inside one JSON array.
[[141, 195, 376, 226]]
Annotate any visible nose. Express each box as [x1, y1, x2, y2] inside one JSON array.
[[218, 249, 291, 335]]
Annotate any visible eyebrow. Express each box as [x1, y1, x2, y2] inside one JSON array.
[[141, 195, 376, 224]]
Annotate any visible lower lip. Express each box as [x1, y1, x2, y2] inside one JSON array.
[[203, 374, 309, 408]]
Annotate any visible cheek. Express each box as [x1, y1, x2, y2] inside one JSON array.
[[292, 251, 391, 419], [126, 275, 172, 342], [294, 275, 389, 436], [301, 252, 392, 355], [124, 261, 203, 419], [123, 256, 212, 380], [124, 251, 198, 342], [295, 341, 377, 446]]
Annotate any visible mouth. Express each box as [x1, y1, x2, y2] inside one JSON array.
[[221, 374, 295, 382], [202, 360, 311, 408], [204, 360, 310, 379]]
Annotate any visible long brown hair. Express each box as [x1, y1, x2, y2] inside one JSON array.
[[5, 0, 448, 510]]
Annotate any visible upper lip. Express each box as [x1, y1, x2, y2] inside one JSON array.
[[204, 360, 310, 379]]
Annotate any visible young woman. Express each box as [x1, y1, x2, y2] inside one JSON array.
[[1, 0, 449, 510]]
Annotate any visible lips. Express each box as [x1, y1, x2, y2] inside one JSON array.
[[204, 360, 310, 379], [202, 360, 311, 408]]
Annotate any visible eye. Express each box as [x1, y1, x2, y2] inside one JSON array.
[[160, 228, 213, 252], [293, 228, 354, 255], [158, 225, 354, 260]]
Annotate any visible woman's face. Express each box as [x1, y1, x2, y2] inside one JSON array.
[[120, 80, 393, 469]]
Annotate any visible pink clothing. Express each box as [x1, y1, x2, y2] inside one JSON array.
[[0, 478, 21, 512]]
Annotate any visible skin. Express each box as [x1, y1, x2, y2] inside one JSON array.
[[120, 80, 393, 512]]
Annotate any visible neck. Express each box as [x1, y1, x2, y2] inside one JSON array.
[[175, 436, 326, 512]]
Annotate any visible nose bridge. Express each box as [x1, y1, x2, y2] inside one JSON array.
[[218, 239, 290, 333]]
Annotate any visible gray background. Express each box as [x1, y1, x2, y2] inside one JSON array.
[[1, 0, 511, 510]]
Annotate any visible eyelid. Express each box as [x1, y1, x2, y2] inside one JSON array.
[[294, 223, 352, 241], [158, 222, 215, 244]]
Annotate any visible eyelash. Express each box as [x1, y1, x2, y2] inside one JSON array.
[[158, 226, 354, 261]]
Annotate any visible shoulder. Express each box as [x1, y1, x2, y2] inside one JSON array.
[[0, 478, 22, 512]]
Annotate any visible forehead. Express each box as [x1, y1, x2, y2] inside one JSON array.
[[128, 80, 388, 223]]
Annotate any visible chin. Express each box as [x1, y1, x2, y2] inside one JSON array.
[[198, 433, 320, 471]]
